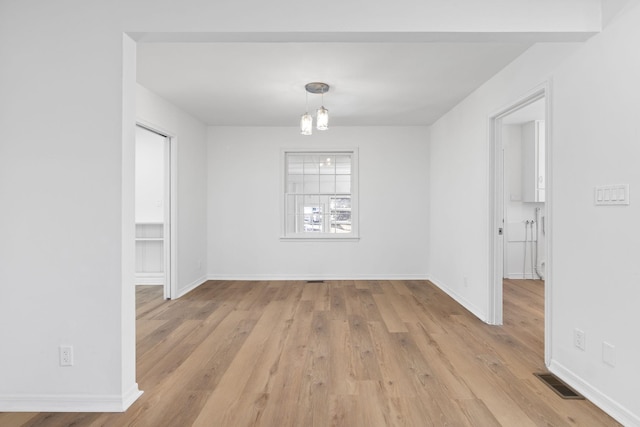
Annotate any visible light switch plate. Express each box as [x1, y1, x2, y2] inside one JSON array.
[[595, 184, 629, 205]]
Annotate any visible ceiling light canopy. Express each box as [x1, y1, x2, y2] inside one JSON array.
[[300, 82, 330, 135]]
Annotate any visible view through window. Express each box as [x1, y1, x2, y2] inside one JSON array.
[[284, 151, 356, 237]]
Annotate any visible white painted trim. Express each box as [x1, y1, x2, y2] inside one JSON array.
[[279, 236, 360, 242], [280, 147, 360, 240], [505, 274, 544, 280], [135, 275, 164, 285], [136, 120, 179, 300], [428, 276, 488, 322], [487, 82, 551, 366], [175, 275, 208, 298], [169, 134, 178, 300], [487, 108, 504, 326], [206, 274, 430, 281], [0, 384, 142, 413], [542, 80, 554, 367], [549, 360, 640, 427]]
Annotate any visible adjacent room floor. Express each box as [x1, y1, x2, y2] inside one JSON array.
[[0, 279, 620, 426]]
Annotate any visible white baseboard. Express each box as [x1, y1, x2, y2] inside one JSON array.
[[505, 273, 542, 280], [175, 275, 208, 298], [135, 273, 164, 285], [121, 383, 144, 411], [428, 275, 487, 322], [0, 384, 143, 412], [135, 279, 164, 285], [549, 359, 640, 427], [205, 274, 429, 281]]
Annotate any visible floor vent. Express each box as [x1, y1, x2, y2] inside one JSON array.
[[534, 373, 584, 399], [306, 280, 325, 283]]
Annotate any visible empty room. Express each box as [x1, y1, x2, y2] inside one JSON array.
[[1, 1, 639, 426]]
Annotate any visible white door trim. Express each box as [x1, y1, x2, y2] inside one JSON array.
[[487, 81, 552, 365], [136, 120, 178, 300]]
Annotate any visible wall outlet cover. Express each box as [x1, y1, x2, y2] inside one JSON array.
[[603, 342, 615, 367], [574, 329, 586, 351]]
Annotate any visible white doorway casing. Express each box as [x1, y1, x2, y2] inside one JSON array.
[[136, 121, 178, 300], [488, 82, 552, 365]]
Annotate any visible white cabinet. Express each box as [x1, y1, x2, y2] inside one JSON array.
[[522, 120, 545, 203]]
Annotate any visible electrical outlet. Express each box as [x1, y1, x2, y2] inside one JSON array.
[[603, 342, 616, 367], [60, 345, 74, 366], [463, 276, 468, 287], [574, 329, 586, 351]]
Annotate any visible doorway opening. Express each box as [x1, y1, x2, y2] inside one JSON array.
[[488, 83, 551, 364], [135, 123, 176, 299]]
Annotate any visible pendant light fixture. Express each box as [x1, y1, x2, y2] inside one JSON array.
[[316, 84, 329, 131], [300, 112, 313, 136], [300, 82, 330, 135], [300, 89, 313, 136]]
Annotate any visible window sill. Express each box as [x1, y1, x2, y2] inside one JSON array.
[[280, 235, 360, 242]]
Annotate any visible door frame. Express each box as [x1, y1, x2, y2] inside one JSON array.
[[136, 120, 178, 300], [487, 81, 552, 365]]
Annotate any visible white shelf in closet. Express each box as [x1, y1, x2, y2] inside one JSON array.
[[135, 222, 164, 276]]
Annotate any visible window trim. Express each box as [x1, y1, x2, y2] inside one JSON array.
[[280, 147, 359, 241]]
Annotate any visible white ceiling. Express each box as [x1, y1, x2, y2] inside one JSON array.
[[137, 42, 533, 127]]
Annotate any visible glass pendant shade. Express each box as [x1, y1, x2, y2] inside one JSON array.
[[300, 112, 313, 135], [316, 106, 329, 130]]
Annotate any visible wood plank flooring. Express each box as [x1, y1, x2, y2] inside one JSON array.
[[0, 279, 621, 426]]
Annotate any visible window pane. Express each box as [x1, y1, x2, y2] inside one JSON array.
[[304, 195, 320, 209], [304, 156, 319, 174], [303, 174, 319, 193], [287, 155, 305, 175], [286, 194, 305, 216], [331, 196, 351, 209], [287, 174, 303, 193], [319, 195, 331, 209], [319, 156, 335, 174], [303, 203, 323, 232], [286, 214, 299, 233], [336, 175, 351, 193], [335, 156, 351, 174], [319, 175, 335, 194]]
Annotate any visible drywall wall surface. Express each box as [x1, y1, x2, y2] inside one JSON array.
[[429, 43, 580, 320], [549, 1, 640, 422], [135, 126, 165, 223], [0, 17, 138, 412], [122, 0, 602, 36], [430, 2, 640, 423], [0, 0, 617, 413], [207, 126, 429, 280], [137, 85, 208, 294]]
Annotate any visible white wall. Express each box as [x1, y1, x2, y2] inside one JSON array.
[[135, 126, 165, 223], [207, 126, 429, 280], [0, 28, 139, 414], [429, 43, 579, 319], [549, 2, 640, 423], [0, 0, 625, 416], [429, 2, 640, 423], [137, 85, 208, 295]]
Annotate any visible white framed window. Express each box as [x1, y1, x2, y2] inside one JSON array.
[[282, 148, 359, 240]]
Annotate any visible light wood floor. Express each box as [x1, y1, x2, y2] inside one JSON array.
[[1, 279, 620, 426]]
